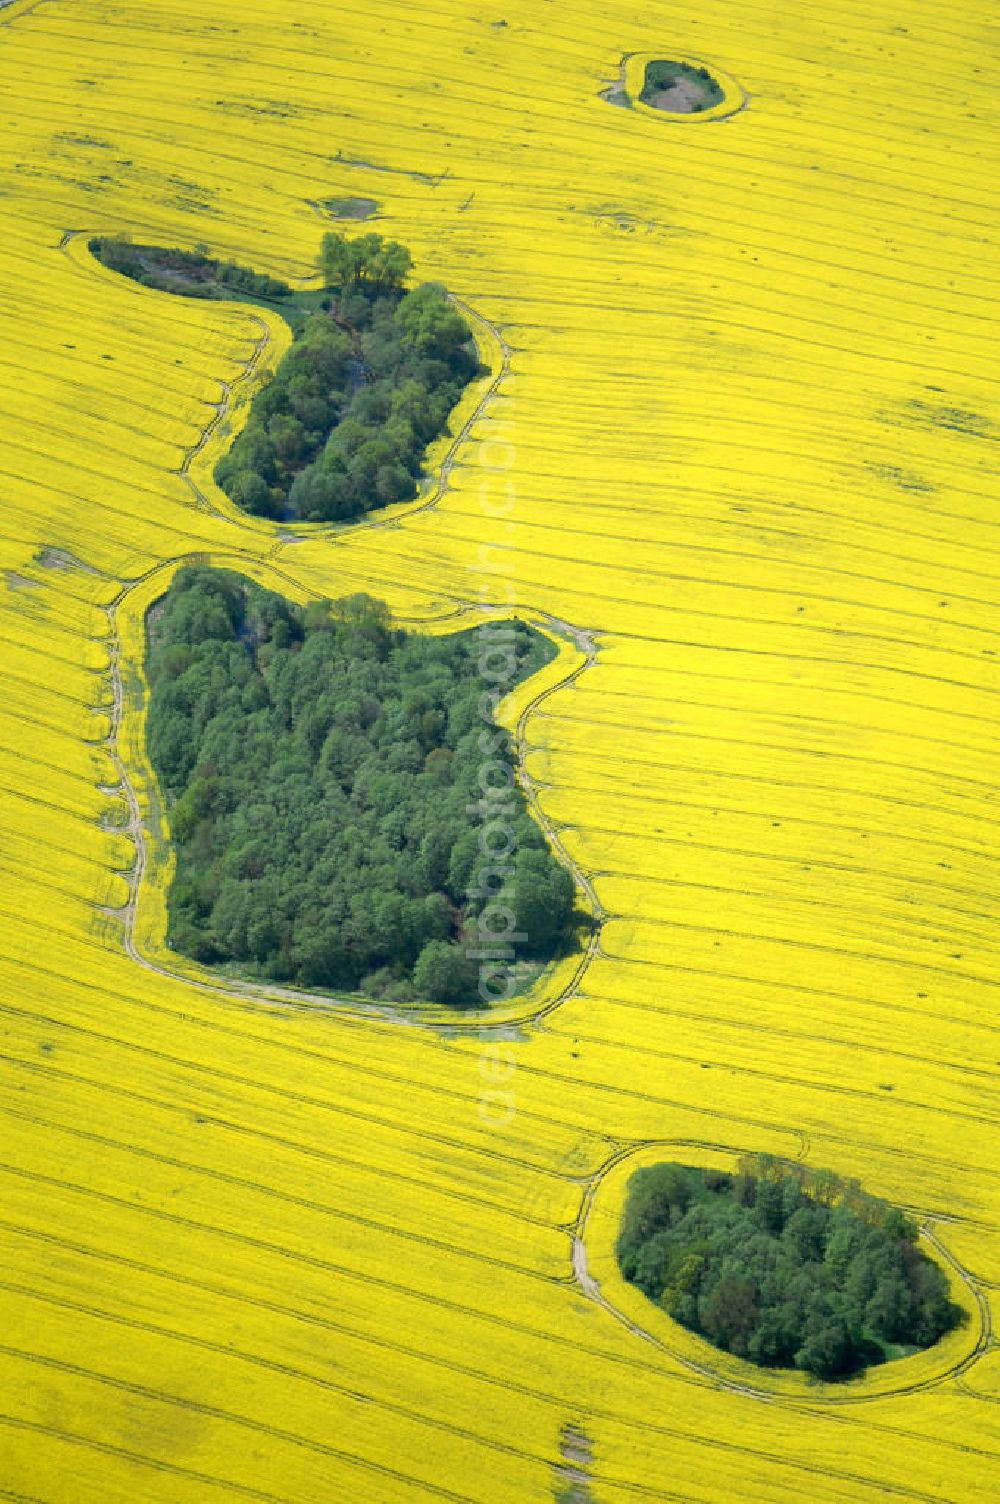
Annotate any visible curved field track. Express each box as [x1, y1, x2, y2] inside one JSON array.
[[0, 1, 998, 1501]]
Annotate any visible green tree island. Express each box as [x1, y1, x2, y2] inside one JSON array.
[[145, 567, 576, 1005], [616, 1157, 963, 1380], [91, 229, 481, 524]]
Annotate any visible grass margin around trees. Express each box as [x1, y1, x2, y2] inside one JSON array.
[[76, 228, 504, 546], [616, 1155, 964, 1381], [107, 556, 595, 1027], [615, 53, 746, 123], [91, 231, 483, 526], [144, 564, 576, 1006], [580, 1142, 982, 1398]]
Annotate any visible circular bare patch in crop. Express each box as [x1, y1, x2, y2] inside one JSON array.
[[324, 196, 378, 220]]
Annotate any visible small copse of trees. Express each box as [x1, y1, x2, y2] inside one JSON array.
[[92, 230, 480, 527], [318, 230, 412, 290], [145, 566, 575, 1005], [617, 1157, 963, 1381], [214, 230, 479, 522]]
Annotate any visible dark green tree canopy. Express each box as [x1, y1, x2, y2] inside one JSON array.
[[213, 245, 479, 523], [210, 225, 475, 526], [319, 230, 412, 291], [92, 231, 479, 528], [616, 1157, 963, 1381], [145, 567, 575, 1006]]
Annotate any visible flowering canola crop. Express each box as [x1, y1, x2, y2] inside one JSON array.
[[0, 0, 997, 1500]]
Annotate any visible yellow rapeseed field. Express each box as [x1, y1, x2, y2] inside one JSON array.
[[0, 0, 998, 1499]]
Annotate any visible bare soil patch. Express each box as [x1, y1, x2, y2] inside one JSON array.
[[647, 78, 705, 113], [640, 59, 723, 114], [324, 196, 378, 219]]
